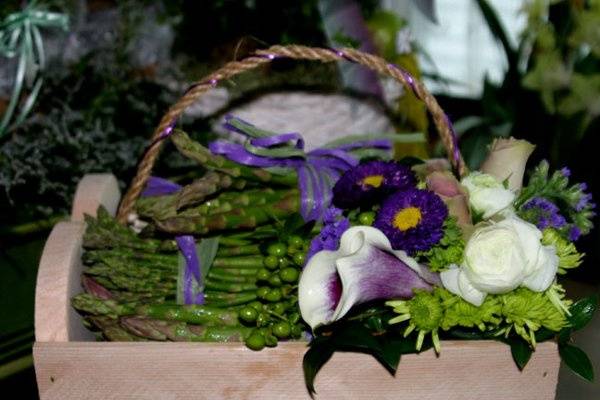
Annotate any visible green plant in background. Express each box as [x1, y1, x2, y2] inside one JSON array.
[[0, 0, 69, 137], [454, 0, 600, 169], [521, 0, 600, 155], [451, 0, 600, 284]]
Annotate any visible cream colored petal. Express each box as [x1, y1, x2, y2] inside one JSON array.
[[441, 265, 487, 306], [522, 245, 559, 292]]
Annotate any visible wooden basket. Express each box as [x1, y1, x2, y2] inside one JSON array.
[[33, 45, 561, 399]]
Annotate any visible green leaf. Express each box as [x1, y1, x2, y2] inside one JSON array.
[[509, 338, 533, 371], [197, 236, 220, 280], [559, 344, 594, 382], [474, 0, 518, 71], [280, 213, 315, 239], [376, 337, 404, 374], [568, 295, 598, 331], [535, 327, 558, 343], [557, 328, 571, 345], [397, 156, 425, 167], [330, 322, 382, 353], [303, 339, 334, 397], [444, 327, 501, 340]]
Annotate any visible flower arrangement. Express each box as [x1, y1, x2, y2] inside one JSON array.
[[71, 113, 597, 396], [299, 136, 597, 393]]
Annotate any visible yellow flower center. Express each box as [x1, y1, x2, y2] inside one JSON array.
[[361, 175, 384, 188], [393, 207, 422, 231]]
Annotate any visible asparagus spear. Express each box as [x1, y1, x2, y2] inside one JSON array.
[[216, 244, 261, 257], [82, 275, 114, 300], [205, 281, 258, 293], [83, 250, 177, 270], [72, 294, 136, 318], [155, 191, 299, 234], [204, 292, 258, 307], [85, 264, 174, 283], [120, 317, 252, 342], [178, 189, 289, 218], [135, 304, 239, 326], [86, 316, 145, 341], [171, 130, 297, 186], [73, 294, 246, 325], [212, 256, 264, 268], [207, 270, 257, 283], [83, 206, 177, 252]]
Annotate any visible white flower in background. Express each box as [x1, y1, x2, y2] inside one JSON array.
[[461, 172, 515, 219], [480, 137, 535, 191], [440, 216, 559, 306]]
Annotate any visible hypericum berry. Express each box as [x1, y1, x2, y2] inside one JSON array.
[[239, 306, 258, 323], [267, 243, 287, 257], [245, 330, 266, 351], [288, 235, 304, 248], [279, 267, 299, 283], [273, 321, 291, 338], [263, 255, 279, 270]]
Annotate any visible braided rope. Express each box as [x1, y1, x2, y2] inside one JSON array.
[[117, 44, 466, 222]]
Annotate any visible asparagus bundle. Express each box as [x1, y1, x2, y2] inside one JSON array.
[[72, 210, 309, 349]]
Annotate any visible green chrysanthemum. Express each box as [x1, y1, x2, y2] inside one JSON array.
[[387, 290, 444, 353], [498, 287, 570, 346], [416, 217, 464, 272], [545, 282, 573, 316], [542, 228, 584, 274], [437, 288, 502, 331]]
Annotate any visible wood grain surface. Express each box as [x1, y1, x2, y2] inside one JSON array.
[[71, 173, 120, 222], [34, 341, 559, 400], [33, 173, 561, 399]]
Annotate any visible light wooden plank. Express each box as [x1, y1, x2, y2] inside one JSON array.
[[34, 174, 561, 399], [71, 173, 120, 222], [33, 341, 559, 400], [35, 173, 120, 342], [34, 222, 94, 342]]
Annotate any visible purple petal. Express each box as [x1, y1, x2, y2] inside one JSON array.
[[141, 176, 182, 197]]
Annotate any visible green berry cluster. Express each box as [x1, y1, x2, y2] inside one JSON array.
[[239, 236, 308, 350]]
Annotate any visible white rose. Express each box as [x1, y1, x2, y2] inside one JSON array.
[[440, 216, 559, 306], [461, 172, 515, 219]]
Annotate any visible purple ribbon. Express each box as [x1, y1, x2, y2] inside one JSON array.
[[141, 176, 183, 197], [209, 116, 392, 221], [141, 177, 204, 305], [175, 236, 205, 305]]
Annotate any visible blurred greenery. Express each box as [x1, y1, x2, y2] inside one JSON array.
[[450, 0, 599, 284], [456, 0, 600, 169]]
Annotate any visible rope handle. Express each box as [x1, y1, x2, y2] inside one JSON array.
[[117, 44, 467, 222]]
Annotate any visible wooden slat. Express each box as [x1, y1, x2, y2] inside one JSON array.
[[34, 341, 559, 400], [35, 173, 120, 342], [34, 173, 561, 399], [34, 222, 94, 342], [71, 173, 120, 222]]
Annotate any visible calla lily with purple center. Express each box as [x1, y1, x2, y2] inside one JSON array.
[[298, 226, 439, 330]]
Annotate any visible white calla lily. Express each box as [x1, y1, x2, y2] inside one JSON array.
[[299, 226, 437, 330]]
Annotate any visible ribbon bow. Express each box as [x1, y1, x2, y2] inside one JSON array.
[[209, 116, 394, 222], [0, 0, 69, 136]]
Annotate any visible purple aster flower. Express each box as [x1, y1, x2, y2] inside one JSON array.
[[323, 206, 344, 224], [521, 197, 567, 229], [332, 161, 416, 209], [560, 167, 571, 177], [569, 226, 582, 241], [374, 188, 448, 254], [306, 207, 350, 264], [576, 193, 594, 212]]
